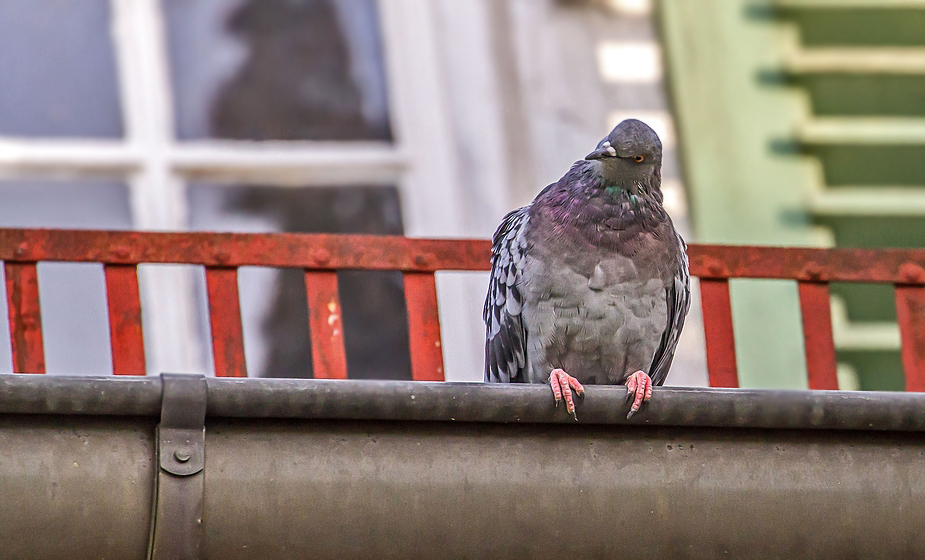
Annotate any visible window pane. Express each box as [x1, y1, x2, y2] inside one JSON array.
[[164, 0, 391, 141], [0, 181, 132, 375], [0, 0, 123, 137], [189, 183, 410, 380], [0, 180, 131, 229]]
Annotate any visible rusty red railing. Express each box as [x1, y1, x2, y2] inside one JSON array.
[[1, 228, 924, 390], [691, 245, 925, 391]]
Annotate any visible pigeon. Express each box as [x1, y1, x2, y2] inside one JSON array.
[[484, 119, 690, 419]]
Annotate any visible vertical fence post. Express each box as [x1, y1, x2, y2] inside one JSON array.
[[797, 281, 839, 390], [699, 278, 738, 388], [206, 267, 248, 378], [105, 264, 147, 375], [895, 284, 925, 392], [5, 262, 45, 374], [305, 270, 349, 379], [403, 272, 445, 381]]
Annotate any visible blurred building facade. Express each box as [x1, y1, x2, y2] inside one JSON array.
[[0, 0, 708, 385]]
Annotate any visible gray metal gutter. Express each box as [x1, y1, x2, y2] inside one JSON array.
[[0, 373, 923, 559], [2, 374, 925, 430]]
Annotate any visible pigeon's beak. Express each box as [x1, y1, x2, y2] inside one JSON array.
[[585, 142, 617, 161]]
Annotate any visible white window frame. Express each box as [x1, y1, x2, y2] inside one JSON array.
[[0, 0, 474, 377]]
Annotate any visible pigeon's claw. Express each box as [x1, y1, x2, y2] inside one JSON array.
[[549, 368, 584, 421], [625, 370, 653, 419]]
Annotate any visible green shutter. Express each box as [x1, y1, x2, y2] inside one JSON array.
[[658, 0, 925, 390]]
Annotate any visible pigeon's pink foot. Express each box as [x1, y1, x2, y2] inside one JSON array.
[[625, 370, 653, 419], [549, 368, 584, 421]]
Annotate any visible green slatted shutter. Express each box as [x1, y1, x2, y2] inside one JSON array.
[[659, 0, 925, 389]]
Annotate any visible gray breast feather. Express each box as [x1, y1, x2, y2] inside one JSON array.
[[521, 252, 670, 384]]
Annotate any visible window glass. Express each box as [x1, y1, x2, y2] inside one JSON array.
[[0, 0, 123, 137], [164, 0, 391, 141]]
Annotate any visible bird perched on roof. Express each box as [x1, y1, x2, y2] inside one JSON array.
[[484, 119, 690, 419]]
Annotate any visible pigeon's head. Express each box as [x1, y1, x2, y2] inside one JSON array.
[[585, 119, 662, 190]]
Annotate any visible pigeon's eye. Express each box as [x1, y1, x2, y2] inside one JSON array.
[[633, 155, 645, 163]]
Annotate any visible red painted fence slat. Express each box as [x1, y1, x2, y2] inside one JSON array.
[[797, 282, 839, 390], [104, 264, 146, 375], [403, 272, 445, 381], [4, 262, 45, 374], [895, 284, 925, 392], [305, 270, 348, 379], [699, 278, 738, 388], [206, 267, 248, 378]]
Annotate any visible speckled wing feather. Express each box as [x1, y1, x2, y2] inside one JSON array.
[[483, 206, 530, 383], [648, 234, 691, 386]]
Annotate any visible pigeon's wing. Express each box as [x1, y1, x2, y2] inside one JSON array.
[[484, 206, 530, 383], [648, 236, 691, 386]]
